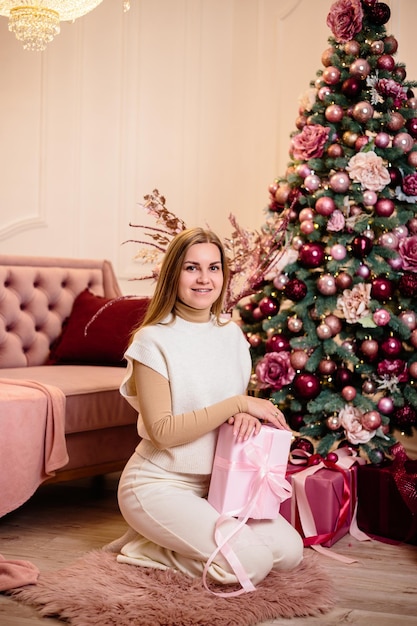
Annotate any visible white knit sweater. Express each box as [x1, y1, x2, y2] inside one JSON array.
[[120, 314, 251, 474]]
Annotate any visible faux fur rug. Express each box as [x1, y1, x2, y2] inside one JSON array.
[[8, 550, 335, 626]]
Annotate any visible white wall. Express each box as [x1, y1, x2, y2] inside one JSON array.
[[0, 0, 416, 295]]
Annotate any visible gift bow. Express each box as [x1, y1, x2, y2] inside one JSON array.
[[203, 433, 292, 597]]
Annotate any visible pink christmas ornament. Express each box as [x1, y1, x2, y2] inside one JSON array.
[[388, 255, 403, 270], [304, 174, 321, 192], [362, 380, 376, 394], [300, 220, 315, 235], [296, 163, 311, 179], [344, 40, 360, 56], [356, 264, 370, 279], [325, 104, 344, 123], [352, 101, 374, 123], [287, 316, 303, 333], [316, 323, 332, 340], [407, 151, 417, 167], [362, 410, 382, 431], [360, 339, 379, 361], [341, 386, 357, 402], [318, 86, 333, 101], [373, 309, 391, 326], [319, 358, 337, 375], [317, 274, 337, 295], [324, 314, 342, 335], [326, 416, 341, 431], [393, 132, 414, 153], [362, 190, 377, 206], [387, 112, 405, 132], [329, 171, 350, 193], [378, 232, 399, 249], [273, 274, 289, 290], [315, 196, 335, 216], [290, 350, 309, 370], [398, 310, 417, 330], [349, 58, 371, 79], [330, 244, 347, 261], [321, 47, 335, 67], [393, 225, 408, 239], [323, 66, 341, 85], [327, 143, 344, 158], [377, 396, 394, 414], [299, 208, 314, 222], [409, 362, 417, 379], [336, 272, 353, 289], [374, 132, 391, 148], [375, 198, 395, 218]]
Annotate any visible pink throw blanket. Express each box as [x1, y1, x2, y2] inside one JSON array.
[[0, 378, 69, 518]]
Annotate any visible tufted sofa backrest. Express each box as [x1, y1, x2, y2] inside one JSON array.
[[0, 255, 122, 368]]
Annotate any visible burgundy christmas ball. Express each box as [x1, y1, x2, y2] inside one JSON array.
[[288, 413, 306, 431], [375, 198, 395, 218], [352, 101, 374, 123], [394, 66, 407, 82], [299, 243, 325, 268], [371, 276, 394, 301], [362, 410, 382, 431], [248, 334, 262, 348], [292, 373, 321, 401], [351, 235, 373, 258], [290, 437, 314, 455], [342, 77, 362, 98], [284, 278, 308, 301], [406, 118, 417, 139], [318, 358, 337, 376], [360, 339, 379, 361], [266, 334, 290, 353], [383, 35, 398, 54], [334, 367, 354, 389], [368, 2, 391, 25], [393, 405, 417, 429], [238, 302, 256, 323], [370, 40, 384, 55], [377, 54, 395, 72], [336, 272, 353, 290], [380, 336, 402, 358], [388, 166, 402, 188], [259, 296, 279, 317]]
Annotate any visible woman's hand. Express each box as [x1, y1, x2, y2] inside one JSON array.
[[245, 396, 291, 432], [227, 413, 262, 442]]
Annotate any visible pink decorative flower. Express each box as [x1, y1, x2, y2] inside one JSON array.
[[291, 125, 331, 161], [376, 79, 407, 108], [402, 173, 417, 197], [377, 359, 408, 382], [339, 405, 375, 444], [346, 151, 391, 192], [398, 235, 417, 272], [327, 209, 345, 232], [326, 0, 363, 44], [255, 351, 295, 391], [336, 283, 371, 324]]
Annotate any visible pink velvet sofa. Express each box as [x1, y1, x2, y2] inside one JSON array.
[[0, 254, 148, 516]]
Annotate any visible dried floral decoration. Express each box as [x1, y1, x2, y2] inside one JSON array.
[[124, 189, 290, 313]]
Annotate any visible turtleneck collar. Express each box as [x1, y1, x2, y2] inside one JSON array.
[[174, 300, 212, 323]]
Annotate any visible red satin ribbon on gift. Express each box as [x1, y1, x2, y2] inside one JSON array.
[[203, 434, 292, 597], [390, 442, 417, 515]]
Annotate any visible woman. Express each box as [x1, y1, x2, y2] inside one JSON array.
[[116, 227, 303, 588]]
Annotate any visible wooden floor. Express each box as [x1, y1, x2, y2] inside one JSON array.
[[1, 473, 416, 626]]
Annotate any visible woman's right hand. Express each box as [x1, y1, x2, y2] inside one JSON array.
[[245, 396, 291, 431]]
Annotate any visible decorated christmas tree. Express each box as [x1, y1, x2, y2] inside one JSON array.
[[238, 0, 417, 464]]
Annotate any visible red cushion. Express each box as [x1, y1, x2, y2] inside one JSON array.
[[48, 289, 149, 366]]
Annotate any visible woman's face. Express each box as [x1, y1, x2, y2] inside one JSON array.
[[177, 243, 224, 310]]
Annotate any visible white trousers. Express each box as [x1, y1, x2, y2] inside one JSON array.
[[117, 452, 303, 586]]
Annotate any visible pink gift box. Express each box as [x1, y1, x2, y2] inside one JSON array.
[[280, 460, 357, 547], [208, 424, 292, 519]]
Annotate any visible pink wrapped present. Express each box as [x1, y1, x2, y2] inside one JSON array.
[[279, 449, 365, 548], [208, 424, 292, 519]]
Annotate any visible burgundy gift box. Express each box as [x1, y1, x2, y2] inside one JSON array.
[[280, 459, 357, 548], [356, 459, 417, 545], [208, 424, 292, 519]]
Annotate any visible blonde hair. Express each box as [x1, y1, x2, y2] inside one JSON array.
[[133, 227, 229, 334]]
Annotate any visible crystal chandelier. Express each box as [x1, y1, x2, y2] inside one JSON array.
[[0, 1, 109, 52]]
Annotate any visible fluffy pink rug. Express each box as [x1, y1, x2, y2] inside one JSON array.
[[8, 550, 334, 626]]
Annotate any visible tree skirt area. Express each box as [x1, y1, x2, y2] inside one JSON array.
[[8, 550, 334, 626]]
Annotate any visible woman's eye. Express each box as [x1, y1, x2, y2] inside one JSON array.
[[185, 265, 196, 271], [210, 265, 221, 271]]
